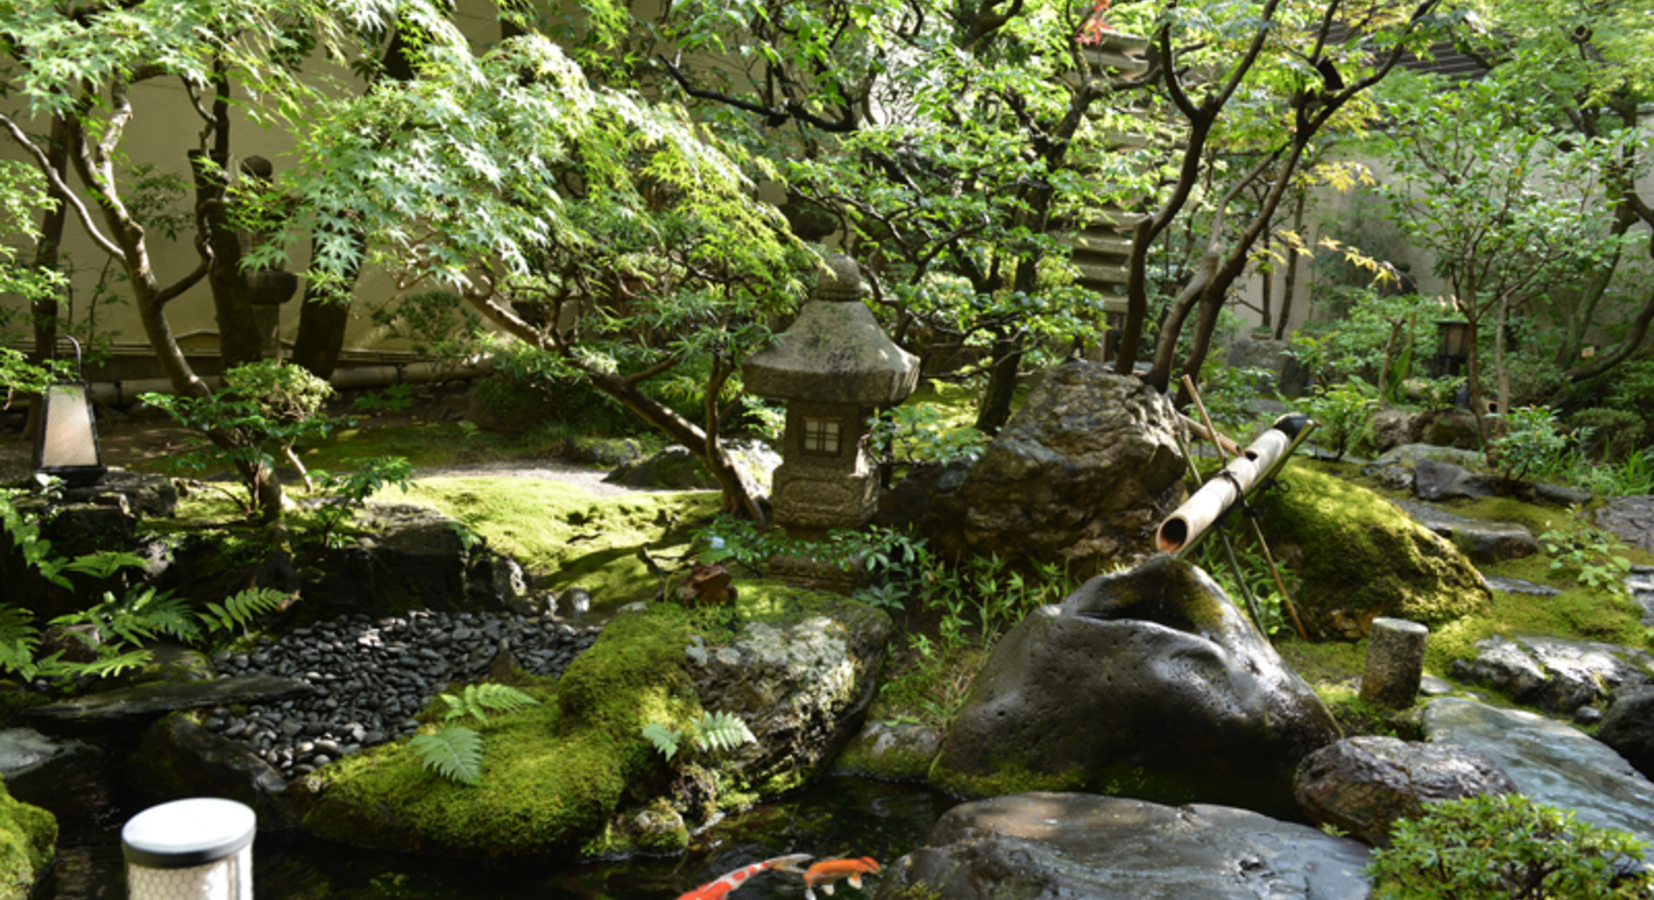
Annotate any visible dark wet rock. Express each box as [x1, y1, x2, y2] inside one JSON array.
[[1413, 458, 1491, 501], [1483, 576, 1559, 597], [1596, 497, 1654, 556], [562, 436, 645, 468], [1449, 635, 1653, 715], [1414, 410, 1481, 450], [605, 439, 780, 492], [685, 600, 892, 795], [56, 468, 177, 518], [1294, 736, 1517, 847], [21, 675, 315, 736], [917, 361, 1187, 578], [875, 792, 1372, 900], [1369, 409, 1419, 454], [1626, 568, 1654, 627], [931, 556, 1338, 817], [835, 720, 944, 781], [1395, 500, 1537, 563], [1598, 686, 1654, 779], [1225, 339, 1309, 397], [0, 728, 92, 779], [1533, 482, 1592, 508], [125, 713, 292, 827], [1425, 697, 1654, 844]]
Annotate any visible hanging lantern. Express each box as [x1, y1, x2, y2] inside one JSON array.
[[33, 336, 105, 486]]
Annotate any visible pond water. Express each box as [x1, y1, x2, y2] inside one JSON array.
[[11, 739, 953, 900]]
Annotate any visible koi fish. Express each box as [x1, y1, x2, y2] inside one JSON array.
[[803, 857, 881, 900], [675, 853, 813, 900]]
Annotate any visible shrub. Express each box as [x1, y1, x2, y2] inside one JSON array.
[[1368, 794, 1653, 900], [1569, 407, 1644, 463], [1298, 378, 1378, 462], [1488, 406, 1570, 486]]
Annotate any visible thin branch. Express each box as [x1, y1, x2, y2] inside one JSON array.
[[0, 113, 124, 259]]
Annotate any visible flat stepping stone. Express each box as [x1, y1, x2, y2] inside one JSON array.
[[1425, 696, 1654, 846], [1594, 496, 1654, 554], [1483, 576, 1559, 597], [22, 674, 315, 735], [1395, 500, 1537, 562]]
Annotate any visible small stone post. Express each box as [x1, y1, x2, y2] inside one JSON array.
[[1360, 617, 1429, 708]]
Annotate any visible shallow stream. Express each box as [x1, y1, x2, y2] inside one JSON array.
[[10, 740, 951, 900]]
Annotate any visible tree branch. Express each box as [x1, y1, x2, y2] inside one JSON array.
[[0, 113, 124, 260]]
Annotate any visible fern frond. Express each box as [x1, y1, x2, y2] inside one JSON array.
[[0, 639, 39, 679], [410, 725, 484, 785], [695, 711, 756, 754], [206, 587, 288, 634], [126, 588, 202, 643], [0, 605, 39, 649], [443, 683, 540, 725], [63, 648, 154, 680], [641, 722, 682, 760]]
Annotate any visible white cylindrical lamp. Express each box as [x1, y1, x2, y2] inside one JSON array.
[[123, 797, 255, 900]]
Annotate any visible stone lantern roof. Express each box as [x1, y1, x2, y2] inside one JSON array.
[[743, 255, 920, 406]]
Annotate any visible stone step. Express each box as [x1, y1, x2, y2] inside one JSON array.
[[1081, 46, 1150, 73]]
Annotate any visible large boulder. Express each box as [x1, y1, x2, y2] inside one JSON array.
[[931, 555, 1339, 817], [874, 792, 1372, 900], [0, 776, 54, 900], [1449, 635, 1653, 716], [285, 587, 889, 858], [1425, 696, 1654, 845], [918, 360, 1187, 578], [1294, 736, 1518, 847], [1594, 686, 1654, 778], [1247, 467, 1490, 640]]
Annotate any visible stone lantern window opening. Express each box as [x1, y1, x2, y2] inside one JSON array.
[[802, 417, 843, 456]]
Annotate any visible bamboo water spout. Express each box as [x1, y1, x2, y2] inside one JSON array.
[[1157, 414, 1315, 555]]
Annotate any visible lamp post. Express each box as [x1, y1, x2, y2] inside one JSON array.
[[1431, 320, 1470, 378], [33, 336, 105, 486]]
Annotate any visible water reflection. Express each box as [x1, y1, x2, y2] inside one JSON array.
[[12, 744, 949, 900]]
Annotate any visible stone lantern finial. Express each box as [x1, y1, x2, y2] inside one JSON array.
[[813, 254, 863, 303]]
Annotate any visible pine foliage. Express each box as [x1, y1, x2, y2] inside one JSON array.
[[410, 725, 484, 786]]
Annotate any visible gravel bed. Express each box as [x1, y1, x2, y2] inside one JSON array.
[[202, 609, 600, 779]]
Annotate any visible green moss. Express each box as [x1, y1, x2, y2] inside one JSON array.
[[296, 586, 865, 857], [1252, 467, 1489, 633], [928, 758, 1089, 799], [392, 477, 718, 611], [0, 776, 54, 900]]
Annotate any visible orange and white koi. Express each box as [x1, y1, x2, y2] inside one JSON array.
[[802, 857, 881, 900], [675, 853, 813, 900]]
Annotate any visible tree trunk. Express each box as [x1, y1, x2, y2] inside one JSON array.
[[1275, 192, 1307, 340], [973, 331, 1022, 434], [291, 261, 357, 380], [24, 115, 71, 442], [191, 148, 261, 371]]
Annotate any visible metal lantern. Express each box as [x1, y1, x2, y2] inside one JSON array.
[[123, 797, 255, 900], [1431, 319, 1470, 378], [33, 336, 105, 486]]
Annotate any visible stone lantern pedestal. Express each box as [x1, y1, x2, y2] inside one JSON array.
[[743, 256, 919, 538]]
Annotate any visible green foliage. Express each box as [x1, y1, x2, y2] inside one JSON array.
[[369, 291, 481, 357], [867, 405, 988, 468], [142, 361, 340, 515], [52, 585, 202, 648], [306, 457, 414, 548], [352, 384, 419, 416], [1298, 379, 1378, 462], [640, 710, 753, 762], [408, 726, 485, 787], [1192, 361, 1274, 431], [1569, 408, 1644, 464], [204, 588, 290, 636], [438, 683, 542, 727], [1571, 447, 1654, 497], [1368, 794, 1653, 899], [1538, 515, 1632, 594], [693, 710, 755, 753], [640, 722, 682, 761], [1488, 406, 1570, 486], [409, 684, 542, 786]]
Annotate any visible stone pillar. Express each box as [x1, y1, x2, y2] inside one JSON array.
[[1360, 617, 1429, 708]]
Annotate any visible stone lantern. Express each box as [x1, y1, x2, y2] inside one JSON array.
[[743, 255, 919, 534]]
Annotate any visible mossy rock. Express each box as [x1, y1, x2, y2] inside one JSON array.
[[0, 776, 55, 900], [283, 585, 888, 859], [1251, 467, 1490, 640]]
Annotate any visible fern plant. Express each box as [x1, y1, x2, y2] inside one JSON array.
[[641, 711, 756, 762], [204, 588, 290, 636], [410, 683, 541, 785]]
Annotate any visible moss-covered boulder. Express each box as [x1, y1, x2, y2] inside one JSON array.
[[930, 556, 1339, 819], [0, 776, 55, 900], [1250, 466, 1490, 640], [284, 585, 889, 859]]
